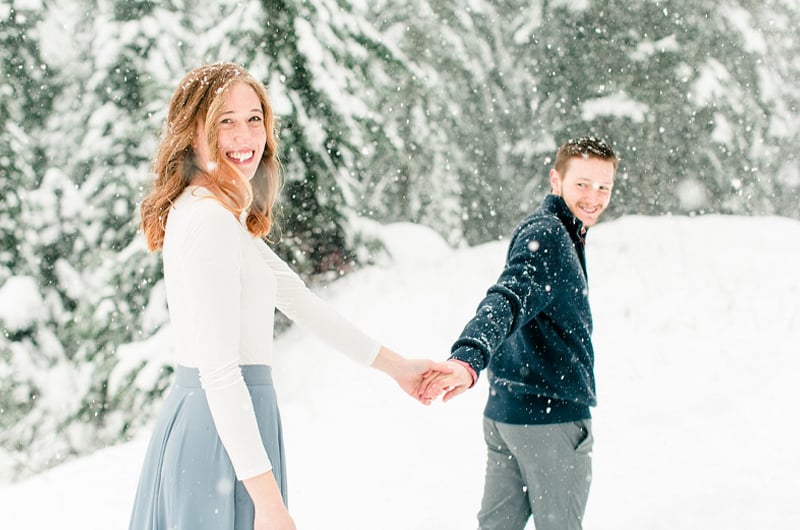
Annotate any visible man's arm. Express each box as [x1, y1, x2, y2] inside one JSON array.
[[419, 218, 562, 402], [449, 218, 560, 375]]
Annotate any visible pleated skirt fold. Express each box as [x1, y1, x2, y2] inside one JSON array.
[[128, 365, 286, 530]]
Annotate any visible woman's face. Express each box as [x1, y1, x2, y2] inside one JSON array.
[[211, 82, 267, 181]]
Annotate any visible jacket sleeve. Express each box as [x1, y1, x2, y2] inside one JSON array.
[[450, 217, 560, 375]]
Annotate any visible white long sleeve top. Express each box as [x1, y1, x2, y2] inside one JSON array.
[[162, 186, 381, 479]]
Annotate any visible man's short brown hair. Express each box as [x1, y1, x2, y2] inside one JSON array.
[[554, 136, 619, 175]]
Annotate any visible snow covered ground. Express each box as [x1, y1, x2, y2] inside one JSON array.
[[1, 215, 798, 529]]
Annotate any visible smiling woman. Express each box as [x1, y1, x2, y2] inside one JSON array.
[[214, 84, 267, 174], [140, 63, 281, 251], [128, 63, 452, 530]]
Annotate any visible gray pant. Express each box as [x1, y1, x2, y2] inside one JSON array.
[[477, 417, 593, 530]]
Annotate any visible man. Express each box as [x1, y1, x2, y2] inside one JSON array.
[[422, 136, 618, 530]]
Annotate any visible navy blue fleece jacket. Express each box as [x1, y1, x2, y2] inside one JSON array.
[[450, 194, 596, 425]]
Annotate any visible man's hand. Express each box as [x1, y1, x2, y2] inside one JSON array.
[[418, 360, 474, 403]]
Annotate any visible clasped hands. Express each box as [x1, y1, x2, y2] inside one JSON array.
[[415, 360, 473, 404], [373, 346, 474, 405]]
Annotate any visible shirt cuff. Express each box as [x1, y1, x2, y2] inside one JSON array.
[[450, 359, 478, 388]]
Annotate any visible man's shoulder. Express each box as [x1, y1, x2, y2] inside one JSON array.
[[513, 209, 567, 242]]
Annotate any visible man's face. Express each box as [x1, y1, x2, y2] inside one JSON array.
[[549, 156, 615, 227]]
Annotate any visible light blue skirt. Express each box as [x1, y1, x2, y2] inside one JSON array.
[[128, 365, 286, 530]]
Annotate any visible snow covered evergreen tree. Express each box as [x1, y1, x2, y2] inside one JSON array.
[[504, 0, 800, 218], [748, 0, 800, 213], [410, 0, 545, 244], [0, 0, 71, 476], [0, 2, 54, 281], [0, 0, 168, 475], [1, 0, 798, 479]]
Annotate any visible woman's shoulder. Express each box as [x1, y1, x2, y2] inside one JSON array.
[[172, 187, 235, 220], [166, 187, 241, 241]]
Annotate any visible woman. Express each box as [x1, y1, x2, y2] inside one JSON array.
[[130, 63, 448, 530]]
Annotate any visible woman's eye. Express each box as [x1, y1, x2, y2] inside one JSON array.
[[249, 115, 263, 122]]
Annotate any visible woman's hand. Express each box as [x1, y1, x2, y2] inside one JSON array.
[[254, 505, 296, 530], [371, 346, 453, 405], [244, 471, 297, 530]]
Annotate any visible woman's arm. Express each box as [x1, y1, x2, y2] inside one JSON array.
[[255, 239, 382, 365], [166, 198, 272, 478], [255, 240, 451, 403]]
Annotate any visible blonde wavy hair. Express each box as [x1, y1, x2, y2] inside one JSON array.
[[141, 62, 282, 251]]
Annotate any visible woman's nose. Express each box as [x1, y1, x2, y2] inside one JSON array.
[[233, 124, 252, 140]]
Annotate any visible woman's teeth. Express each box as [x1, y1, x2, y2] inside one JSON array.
[[228, 151, 253, 162]]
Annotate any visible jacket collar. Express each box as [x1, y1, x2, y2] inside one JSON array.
[[541, 194, 586, 241]]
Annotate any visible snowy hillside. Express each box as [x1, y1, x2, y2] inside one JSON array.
[[1, 215, 798, 530]]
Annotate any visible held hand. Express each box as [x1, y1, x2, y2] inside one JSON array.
[[371, 346, 454, 405], [418, 360, 473, 403]]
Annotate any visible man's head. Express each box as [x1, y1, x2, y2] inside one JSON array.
[[549, 136, 618, 227]]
